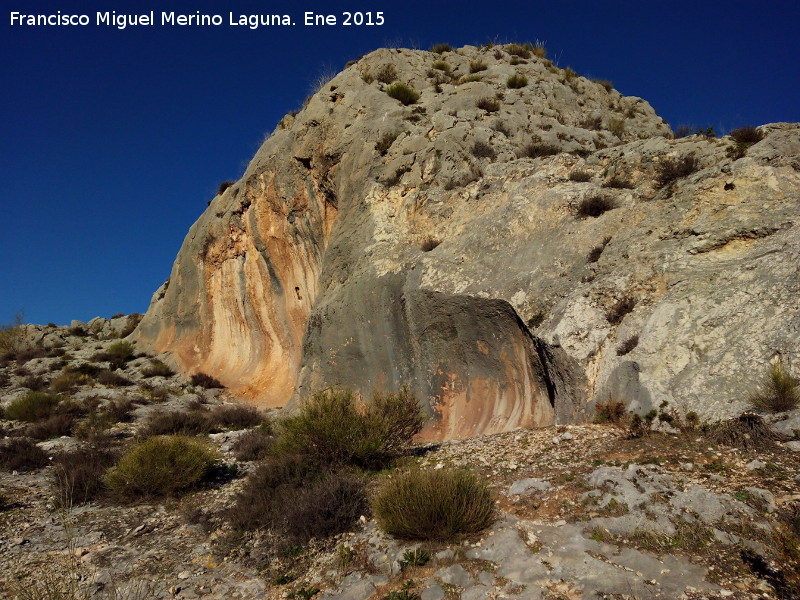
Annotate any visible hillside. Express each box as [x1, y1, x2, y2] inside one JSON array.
[[134, 43, 800, 440]]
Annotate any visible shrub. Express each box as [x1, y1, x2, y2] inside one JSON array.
[[229, 455, 366, 542], [608, 117, 625, 139], [386, 83, 420, 106], [102, 340, 135, 368], [104, 435, 218, 499], [532, 43, 547, 58], [96, 369, 132, 387], [372, 467, 494, 541], [4, 391, 61, 422], [471, 141, 496, 160], [655, 155, 698, 188], [602, 175, 634, 189], [522, 142, 560, 159], [505, 43, 531, 59], [376, 131, 401, 156], [26, 413, 75, 440], [119, 313, 142, 338], [492, 121, 511, 137], [375, 64, 398, 84], [587, 236, 611, 263], [748, 361, 799, 413], [580, 115, 603, 130], [606, 296, 636, 325], [594, 398, 627, 424], [469, 60, 487, 73], [430, 43, 452, 53], [140, 408, 216, 436], [233, 425, 275, 461], [729, 126, 763, 146], [141, 359, 174, 378], [0, 438, 49, 471], [593, 79, 613, 92], [50, 370, 90, 392], [20, 375, 47, 391], [673, 124, 695, 138], [210, 404, 264, 430], [709, 412, 787, 451], [190, 372, 224, 388], [273, 387, 424, 469], [420, 237, 441, 252], [506, 74, 528, 89], [218, 181, 235, 195], [568, 169, 592, 182], [51, 446, 117, 506], [617, 335, 639, 356], [476, 97, 500, 112], [431, 60, 450, 72], [576, 195, 616, 218], [563, 67, 578, 81]]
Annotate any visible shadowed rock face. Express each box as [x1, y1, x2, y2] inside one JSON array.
[[136, 44, 800, 438]]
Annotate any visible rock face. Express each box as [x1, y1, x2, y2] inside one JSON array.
[[136, 44, 800, 437]]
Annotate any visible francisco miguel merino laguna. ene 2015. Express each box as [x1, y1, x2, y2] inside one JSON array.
[[9, 11, 301, 30]]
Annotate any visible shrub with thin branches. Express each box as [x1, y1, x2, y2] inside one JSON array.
[[0, 437, 49, 471], [375, 64, 398, 84], [4, 391, 61, 422], [476, 97, 500, 112], [748, 361, 799, 413], [385, 82, 420, 106], [655, 155, 698, 188], [372, 467, 495, 541]]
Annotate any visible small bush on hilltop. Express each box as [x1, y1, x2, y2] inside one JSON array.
[[430, 43, 452, 54], [372, 467, 495, 541], [748, 360, 799, 413], [729, 126, 763, 146], [386, 83, 420, 106], [104, 435, 218, 499]]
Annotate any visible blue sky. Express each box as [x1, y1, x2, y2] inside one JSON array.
[[2, 0, 799, 326]]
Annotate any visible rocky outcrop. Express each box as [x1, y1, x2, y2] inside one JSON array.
[[136, 44, 800, 437]]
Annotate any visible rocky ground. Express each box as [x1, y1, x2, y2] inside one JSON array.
[[1, 320, 799, 599]]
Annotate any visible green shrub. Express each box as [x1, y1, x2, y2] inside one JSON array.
[[576, 195, 616, 218], [4, 391, 60, 422], [141, 359, 174, 378], [386, 83, 420, 106], [748, 361, 799, 413], [0, 438, 49, 471], [140, 408, 216, 436], [431, 60, 451, 72], [506, 74, 528, 89], [49, 370, 89, 393], [273, 387, 425, 469], [476, 97, 500, 112], [655, 154, 698, 188], [104, 435, 217, 499], [103, 340, 135, 368], [372, 467, 494, 541], [190, 372, 224, 388], [430, 43, 452, 53], [375, 64, 398, 84]]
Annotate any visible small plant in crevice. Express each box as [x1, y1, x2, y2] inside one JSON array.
[[616, 335, 639, 356], [748, 360, 799, 413], [587, 236, 611, 263], [376, 131, 401, 156], [399, 548, 430, 570], [385, 82, 420, 106], [471, 140, 496, 160], [526, 310, 547, 330], [576, 195, 616, 218], [605, 296, 636, 325], [568, 169, 592, 182]]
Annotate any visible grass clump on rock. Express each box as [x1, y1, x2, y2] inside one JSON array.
[[506, 74, 528, 89], [576, 195, 616, 218], [655, 154, 698, 188], [104, 435, 217, 499], [372, 467, 495, 541], [385, 82, 420, 106], [748, 361, 799, 413]]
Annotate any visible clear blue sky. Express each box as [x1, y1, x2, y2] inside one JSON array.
[[2, 0, 799, 326]]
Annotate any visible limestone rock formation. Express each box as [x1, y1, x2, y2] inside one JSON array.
[[135, 44, 800, 438]]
